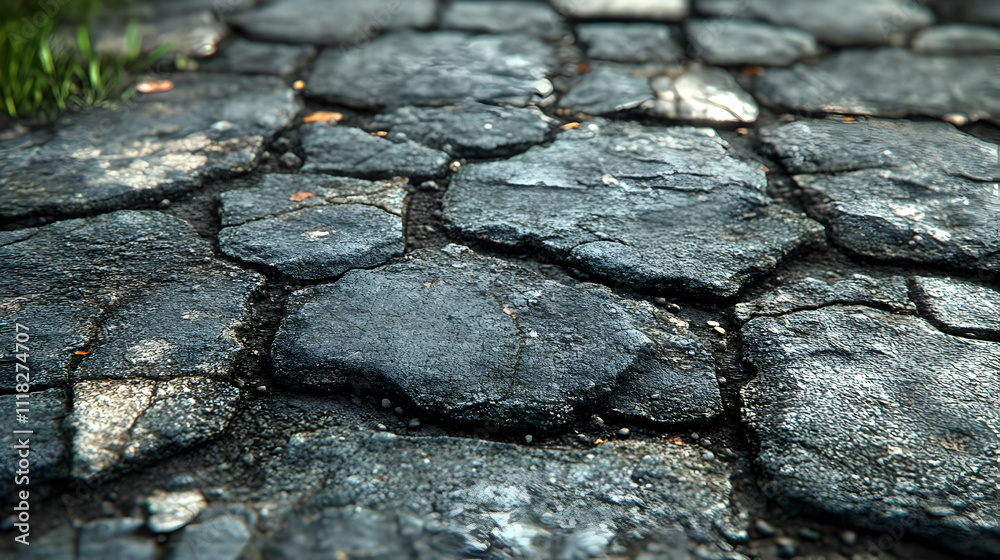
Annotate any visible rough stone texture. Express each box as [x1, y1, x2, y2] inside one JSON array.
[[146, 490, 208, 533], [306, 31, 554, 109], [759, 118, 1000, 271], [687, 19, 820, 66], [559, 66, 655, 115], [69, 376, 240, 481], [0, 211, 262, 390], [263, 426, 744, 558], [734, 274, 913, 322], [912, 24, 1000, 54], [77, 518, 158, 560], [742, 305, 1000, 558], [370, 104, 552, 158], [441, 0, 566, 39], [0, 74, 299, 222], [218, 175, 406, 280], [272, 245, 721, 429], [445, 120, 820, 298], [755, 48, 1000, 121], [645, 67, 759, 122], [170, 514, 251, 560], [300, 124, 450, 181], [229, 0, 437, 45], [552, 0, 689, 21], [0, 389, 68, 496], [696, 0, 935, 46], [195, 38, 316, 76], [911, 277, 1000, 340], [576, 23, 682, 64], [95, 10, 228, 58]]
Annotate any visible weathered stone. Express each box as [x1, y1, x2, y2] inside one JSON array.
[[441, 0, 566, 39], [911, 276, 1000, 340], [18, 526, 77, 559], [170, 515, 252, 560], [742, 305, 1000, 558], [70, 377, 240, 481], [147, 490, 208, 533], [759, 118, 1000, 271], [95, 10, 228, 58], [734, 274, 913, 322], [0, 389, 68, 496], [263, 426, 744, 558], [300, 124, 450, 180], [0, 211, 262, 390], [645, 67, 759, 122], [929, 0, 1000, 26], [576, 23, 682, 64], [912, 24, 1000, 54], [229, 0, 436, 45], [755, 48, 1000, 121], [0, 74, 299, 222], [195, 38, 316, 76], [369, 104, 552, 158], [559, 66, 655, 115], [696, 0, 935, 46], [272, 245, 721, 429], [552, 0, 689, 21], [687, 19, 820, 66], [78, 518, 157, 560], [445, 120, 820, 298], [306, 31, 554, 109]]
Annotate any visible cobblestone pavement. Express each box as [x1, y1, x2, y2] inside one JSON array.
[[1, 1, 999, 559]]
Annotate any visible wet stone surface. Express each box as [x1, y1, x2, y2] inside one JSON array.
[[559, 66, 655, 116], [193, 38, 316, 76], [445, 120, 821, 298], [272, 245, 722, 430], [440, 0, 567, 39], [687, 19, 820, 66], [911, 276, 1000, 340], [645, 66, 759, 122], [0, 74, 299, 222], [576, 22, 681, 64], [912, 24, 1000, 54], [300, 124, 450, 180], [734, 274, 913, 322]]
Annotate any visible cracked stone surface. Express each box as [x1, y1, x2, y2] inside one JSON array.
[[759, 118, 1000, 271], [734, 274, 913, 322], [369, 103, 552, 158], [300, 124, 450, 180], [645, 66, 759, 122], [0, 211, 262, 389], [742, 304, 1000, 558], [687, 19, 820, 66], [194, 38, 316, 76], [305, 31, 554, 109], [446, 120, 821, 298], [229, 0, 437, 45], [218, 174, 406, 280], [559, 66, 655, 115], [0, 74, 299, 222], [441, 0, 566, 39], [263, 426, 744, 558], [70, 376, 239, 481], [576, 23, 682, 64], [911, 276, 1000, 340], [0, 389, 68, 496], [755, 48, 1000, 121], [272, 245, 722, 429]]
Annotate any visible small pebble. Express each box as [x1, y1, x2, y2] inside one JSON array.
[[702, 451, 715, 461], [255, 385, 267, 393], [376, 423, 387, 431], [701, 438, 712, 446], [840, 530, 858, 546], [381, 398, 391, 409], [591, 415, 605, 427], [650, 393, 660, 400], [576, 434, 591, 444], [394, 407, 403, 415], [799, 527, 821, 541], [754, 519, 776, 537], [617, 428, 630, 439], [272, 447, 283, 454], [279, 152, 302, 167], [408, 418, 421, 429], [707, 320, 720, 327], [774, 536, 798, 558], [691, 432, 700, 440], [525, 435, 533, 444]]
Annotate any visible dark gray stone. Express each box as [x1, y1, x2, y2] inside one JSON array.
[[755, 48, 1000, 121], [929, 0, 1000, 26], [229, 0, 436, 45], [912, 277, 1000, 340], [0, 390, 68, 496], [552, 0, 689, 20], [195, 38, 316, 76], [576, 23, 682, 64], [912, 24, 1000, 54], [696, 0, 935, 46], [445, 120, 821, 298], [17, 526, 77, 559], [370, 104, 552, 158], [759, 118, 1000, 271], [559, 66, 654, 115], [742, 305, 1000, 558], [300, 124, 450, 180], [735, 274, 914, 322], [644, 67, 759, 122], [170, 515, 251, 560], [687, 19, 820, 66], [96, 10, 228, 58], [0, 211, 262, 389], [263, 426, 743, 558], [78, 518, 157, 560], [272, 245, 721, 429], [70, 377, 239, 481], [441, 0, 566, 39], [0, 74, 299, 222], [306, 31, 554, 109]]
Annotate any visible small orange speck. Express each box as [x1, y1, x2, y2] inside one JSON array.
[[593, 438, 608, 445], [136, 80, 173, 93], [761, 165, 770, 173], [370, 131, 388, 137], [576, 63, 591, 74], [289, 191, 315, 202], [561, 122, 580, 130], [75, 351, 90, 355], [842, 116, 855, 123], [293, 80, 306, 90], [741, 66, 764, 76], [664, 436, 684, 445], [736, 127, 748, 135], [303, 111, 343, 124]]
